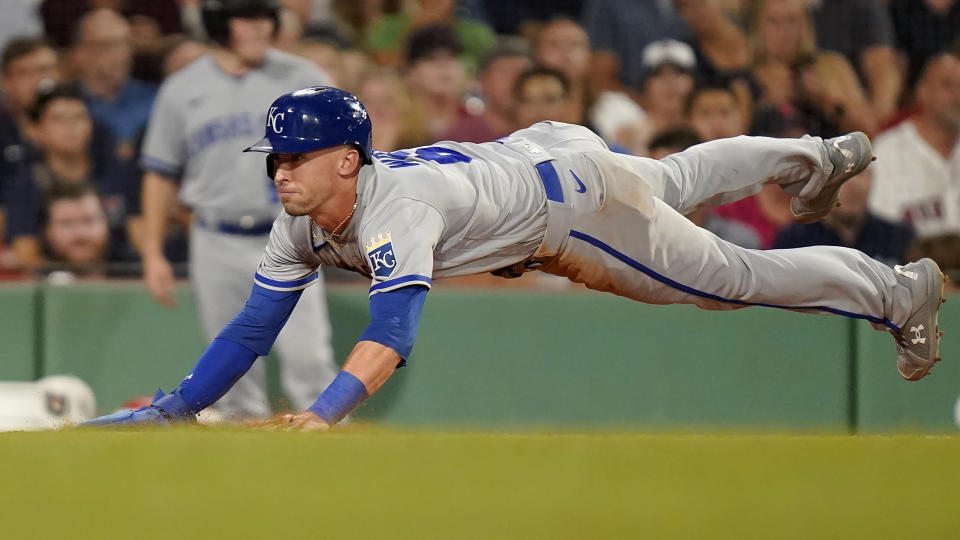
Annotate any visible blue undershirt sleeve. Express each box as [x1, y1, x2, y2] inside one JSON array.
[[174, 283, 303, 412], [357, 285, 428, 364]]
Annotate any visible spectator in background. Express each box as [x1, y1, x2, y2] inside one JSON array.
[[868, 53, 960, 239], [3, 83, 136, 272], [514, 65, 574, 127], [40, 0, 183, 83], [298, 37, 348, 84], [533, 17, 591, 123], [908, 233, 960, 293], [40, 0, 183, 49], [808, 0, 901, 124], [331, 0, 401, 46], [534, 17, 644, 153], [297, 33, 373, 93], [355, 66, 431, 150], [41, 181, 111, 277], [441, 44, 532, 143], [775, 168, 914, 267], [674, 0, 757, 128], [72, 8, 157, 160], [0, 37, 60, 191], [633, 39, 698, 154], [0, 36, 57, 266], [364, 0, 495, 72], [159, 34, 207, 77], [686, 83, 747, 142], [890, 0, 960, 87], [649, 127, 762, 249], [581, 0, 690, 95], [711, 182, 793, 249], [748, 0, 876, 138], [274, 7, 304, 52], [403, 25, 469, 139], [484, 0, 581, 36]]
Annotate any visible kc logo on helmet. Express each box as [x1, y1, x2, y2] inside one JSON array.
[[268, 106, 285, 134], [366, 231, 396, 278]]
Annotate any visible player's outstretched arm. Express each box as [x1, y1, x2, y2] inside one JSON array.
[[256, 341, 400, 431], [79, 281, 308, 427], [257, 285, 428, 431]]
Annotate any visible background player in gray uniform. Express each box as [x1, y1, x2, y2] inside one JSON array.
[[136, 1, 338, 419], [84, 86, 948, 430]]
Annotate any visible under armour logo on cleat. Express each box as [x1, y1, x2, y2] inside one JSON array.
[[832, 137, 855, 172], [894, 265, 918, 280], [910, 325, 926, 345]]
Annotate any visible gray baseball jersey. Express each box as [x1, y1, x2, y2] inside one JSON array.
[[141, 49, 333, 223], [256, 121, 918, 335], [255, 139, 550, 295]]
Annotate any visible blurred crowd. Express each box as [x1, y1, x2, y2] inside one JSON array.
[[0, 0, 958, 284]]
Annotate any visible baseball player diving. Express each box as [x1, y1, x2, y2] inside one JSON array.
[[83, 86, 948, 430]]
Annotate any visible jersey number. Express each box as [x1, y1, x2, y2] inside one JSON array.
[[373, 147, 473, 169]]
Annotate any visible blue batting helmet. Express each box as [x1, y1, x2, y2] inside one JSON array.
[[244, 86, 373, 167]]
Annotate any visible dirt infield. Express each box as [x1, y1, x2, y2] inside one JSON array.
[[2, 427, 958, 539]]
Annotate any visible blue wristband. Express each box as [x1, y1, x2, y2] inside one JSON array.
[[307, 371, 368, 425]]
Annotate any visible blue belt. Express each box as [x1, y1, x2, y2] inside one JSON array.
[[194, 216, 274, 236], [535, 161, 564, 203], [494, 138, 565, 204]]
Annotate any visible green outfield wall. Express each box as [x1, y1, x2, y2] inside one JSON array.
[[1, 282, 957, 432], [0, 283, 37, 381]]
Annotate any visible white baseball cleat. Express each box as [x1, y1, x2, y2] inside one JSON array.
[[791, 132, 875, 224], [892, 259, 947, 381]]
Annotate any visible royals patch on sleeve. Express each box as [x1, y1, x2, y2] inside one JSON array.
[[366, 230, 397, 278]]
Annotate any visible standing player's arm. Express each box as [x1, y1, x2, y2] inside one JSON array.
[[260, 285, 429, 431], [139, 171, 179, 306]]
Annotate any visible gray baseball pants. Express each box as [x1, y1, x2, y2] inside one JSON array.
[[519, 122, 912, 331]]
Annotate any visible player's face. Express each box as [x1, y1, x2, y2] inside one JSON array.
[[272, 146, 352, 216], [229, 16, 275, 66]]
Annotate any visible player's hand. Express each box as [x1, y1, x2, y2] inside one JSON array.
[[251, 411, 331, 432], [143, 254, 176, 307]]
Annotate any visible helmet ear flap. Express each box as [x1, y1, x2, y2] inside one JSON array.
[[266, 153, 277, 180]]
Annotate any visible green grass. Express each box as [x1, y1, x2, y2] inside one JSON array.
[[2, 428, 959, 539]]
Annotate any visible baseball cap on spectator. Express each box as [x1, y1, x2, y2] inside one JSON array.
[[405, 25, 463, 66], [639, 39, 696, 83]]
